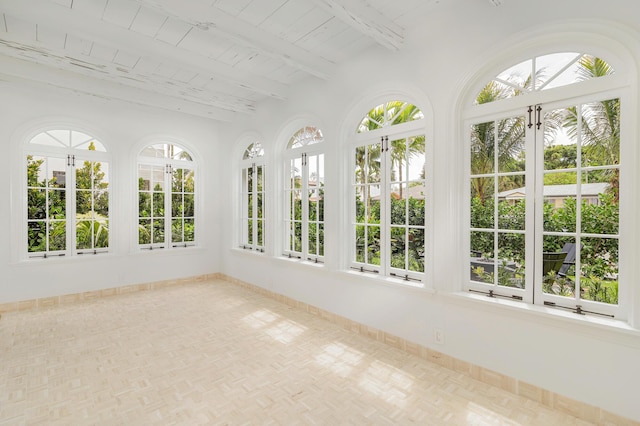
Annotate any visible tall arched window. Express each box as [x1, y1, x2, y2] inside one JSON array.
[[239, 141, 265, 252], [137, 143, 196, 250], [466, 52, 625, 318], [283, 126, 325, 262], [25, 129, 110, 258], [350, 101, 427, 282]]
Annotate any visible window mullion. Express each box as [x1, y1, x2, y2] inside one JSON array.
[[301, 153, 309, 258], [164, 163, 172, 249], [381, 137, 391, 277], [68, 155, 76, 256]]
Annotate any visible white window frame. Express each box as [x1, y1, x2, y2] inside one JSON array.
[[463, 53, 630, 320], [24, 129, 111, 259], [282, 126, 325, 263], [137, 143, 197, 251], [348, 101, 428, 284], [239, 142, 266, 252]]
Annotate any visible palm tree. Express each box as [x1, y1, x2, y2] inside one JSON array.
[[563, 56, 619, 200], [471, 81, 527, 202]]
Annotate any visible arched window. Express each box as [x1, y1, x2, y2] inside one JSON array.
[[466, 52, 624, 318], [350, 100, 427, 282], [26, 129, 110, 258], [239, 141, 265, 252], [283, 126, 324, 262], [137, 142, 196, 250]]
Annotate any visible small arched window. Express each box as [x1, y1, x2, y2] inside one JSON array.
[[26, 129, 110, 258], [474, 53, 615, 104], [283, 126, 325, 262], [137, 142, 196, 250], [357, 100, 424, 133], [239, 141, 265, 252]]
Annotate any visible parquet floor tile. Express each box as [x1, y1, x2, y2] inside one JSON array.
[[0, 278, 603, 425]]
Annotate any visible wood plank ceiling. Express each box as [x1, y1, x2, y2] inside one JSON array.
[[0, 0, 446, 121]]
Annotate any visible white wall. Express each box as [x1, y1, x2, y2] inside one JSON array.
[[0, 78, 223, 302], [219, 0, 640, 421], [1, 0, 639, 421]]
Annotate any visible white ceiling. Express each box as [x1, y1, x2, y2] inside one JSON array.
[[0, 0, 470, 121]]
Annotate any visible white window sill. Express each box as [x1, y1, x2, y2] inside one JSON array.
[[342, 269, 434, 294], [445, 291, 640, 347]]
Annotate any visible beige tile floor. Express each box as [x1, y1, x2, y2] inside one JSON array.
[[0, 278, 625, 425]]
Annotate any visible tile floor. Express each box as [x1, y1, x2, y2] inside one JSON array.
[[0, 278, 631, 425]]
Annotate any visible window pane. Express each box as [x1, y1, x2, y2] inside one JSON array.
[[498, 176, 525, 231], [581, 175, 618, 235], [172, 219, 183, 243], [471, 230, 493, 260], [543, 170, 577, 233], [294, 222, 302, 252], [318, 224, 324, 257], [76, 220, 92, 250], [408, 196, 424, 226], [183, 194, 194, 217], [49, 221, 66, 251], [470, 177, 494, 228], [497, 232, 524, 288], [139, 192, 151, 218], [367, 225, 380, 266], [49, 189, 66, 219], [581, 237, 618, 305], [153, 193, 164, 217], [95, 219, 109, 248], [172, 193, 183, 217], [581, 99, 620, 168], [257, 219, 264, 246], [48, 158, 67, 188], [95, 190, 109, 217], [184, 218, 194, 242], [390, 184, 405, 225], [139, 219, 151, 244], [153, 219, 165, 244], [355, 225, 365, 262], [497, 116, 525, 173], [470, 122, 495, 174], [408, 228, 424, 272], [390, 227, 406, 270], [27, 221, 46, 253], [28, 189, 46, 220], [542, 236, 576, 298]]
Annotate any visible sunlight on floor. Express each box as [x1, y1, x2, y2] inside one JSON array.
[[314, 342, 364, 377], [264, 320, 306, 344], [358, 360, 414, 408], [241, 309, 280, 328], [465, 401, 521, 426], [241, 309, 306, 344]]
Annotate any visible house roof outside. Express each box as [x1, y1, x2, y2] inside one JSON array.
[[498, 183, 609, 199]]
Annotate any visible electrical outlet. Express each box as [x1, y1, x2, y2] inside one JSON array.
[[434, 328, 445, 345]]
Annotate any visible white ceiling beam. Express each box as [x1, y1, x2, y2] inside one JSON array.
[[133, 0, 335, 80], [0, 0, 289, 99], [0, 44, 237, 121], [310, 0, 404, 51]]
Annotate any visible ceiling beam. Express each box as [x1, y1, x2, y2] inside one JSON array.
[[133, 0, 335, 80], [0, 54, 236, 121], [0, 0, 289, 99], [310, 0, 404, 51], [0, 32, 256, 114]]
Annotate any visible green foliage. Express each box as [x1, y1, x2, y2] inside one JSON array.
[[471, 193, 619, 304]]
